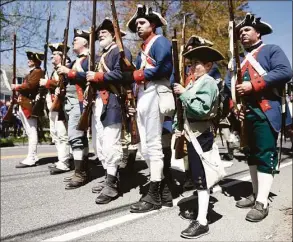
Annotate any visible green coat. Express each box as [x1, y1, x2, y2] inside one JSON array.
[[173, 74, 219, 135]]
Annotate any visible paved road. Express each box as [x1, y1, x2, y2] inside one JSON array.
[[1, 140, 292, 241]]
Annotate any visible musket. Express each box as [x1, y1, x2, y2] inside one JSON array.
[[77, 0, 96, 131], [3, 33, 17, 123], [179, 14, 188, 83], [110, 0, 140, 145], [51, 0, 72, 121], [31, 12, 51, 118], [172, 29, 185, 159], [276, 87, 286, 173], [228, 0, 246, 148]]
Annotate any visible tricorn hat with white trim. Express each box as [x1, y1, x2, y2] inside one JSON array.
[[26, 51, 45, 62], [48, 43, 70, 54], [95, 18, 126, 38], [127, 4, 167, 33], [74, 28, 90, 41], [183, 46, 224, 62], [185, 35, 214, 49], [236, 13, 272, 36]]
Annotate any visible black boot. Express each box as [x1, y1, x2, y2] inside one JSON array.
[[130, 181, 162, 213], [65, 160, 87, 190], [126, 149, 137, 172], [160, 178, 173, 207], [222, 141, 234, 161], [161, 147, 173, 207], [92, 171, 107, 193], [95, 174, 119, 204]]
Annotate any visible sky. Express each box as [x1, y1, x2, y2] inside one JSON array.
[[1, 0, 292, 73]]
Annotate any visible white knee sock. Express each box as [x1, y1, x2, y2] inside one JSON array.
[[150, 160, 164, 182], [197, 189, 210, 226], [256, 171, 274, 208], [249, 165, 258, 195], [221, 128, 231, 142], [73, 149, 83, 161], [107, 165, 118, 177], [100, 159, 107, 170]]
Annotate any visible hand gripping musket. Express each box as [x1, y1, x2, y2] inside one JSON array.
[[110, 0, 140, 145], [3, 33, 17, 123], [31, 12, 51, 118], [228, 0, 246, 148], [172, 29, 185, 159], [77, 0, 96, 131], [50, 0, 72, 121]]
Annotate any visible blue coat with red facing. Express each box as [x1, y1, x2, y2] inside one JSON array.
[[225, 41, 293, 133], [90, 45, 132, 127], [133, 33, 173, 83]]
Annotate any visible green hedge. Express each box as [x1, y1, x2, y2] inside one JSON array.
[[0, 137, 15, 147]]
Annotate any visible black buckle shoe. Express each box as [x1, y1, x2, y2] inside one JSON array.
[[95, 192, 117, 204], [180, 220, 209, 239], [130, 201, 161, 213]]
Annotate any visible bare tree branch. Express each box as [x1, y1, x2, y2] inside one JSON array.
[[3, 14, 47, 21], [0, 0, 16, 7]]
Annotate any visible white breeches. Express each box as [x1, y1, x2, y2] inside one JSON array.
[[18, 107, 38, 165], [137, 83, 164, 181], [49, 111, 70, 165], [91, 96, 122, 171]]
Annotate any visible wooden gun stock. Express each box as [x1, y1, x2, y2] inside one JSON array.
[[31, 12, 51, 118], [228, 0, 246, 148], [111, 0, 140, 144], [31, 88, 47, 118], [77, 86, 94, 131], [77, 0, 96, 131], [51, 0, 71, 120], [172, 29, 185, 159]]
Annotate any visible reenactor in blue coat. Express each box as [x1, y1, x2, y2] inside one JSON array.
[[86, 18, 132, 204], [124, 4, 175, 213], [225, 13, 292, 222], [56, 29, 90, 189]]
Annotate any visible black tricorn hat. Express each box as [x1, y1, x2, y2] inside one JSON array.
[[183, 46, 224, 62], [74, 28, 90, 41], [127, 4, 167, 33], [236, 13, 272, 36], [48, 43, 70, 54], [26, 51, 45, 62], [185, 35, 214, 49], [95, 18, 126, 39]]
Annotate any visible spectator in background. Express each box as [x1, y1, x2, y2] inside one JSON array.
[[1, 101, 10, 138], [12, 105, 22, 138]]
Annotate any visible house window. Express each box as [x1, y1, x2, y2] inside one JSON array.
[[4, 94, 11, 102]]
